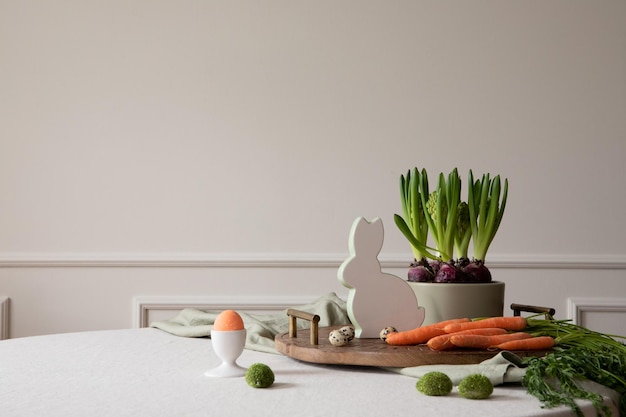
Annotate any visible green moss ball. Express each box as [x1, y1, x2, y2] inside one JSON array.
[[416, 371, 453, 396], [245, 363, 275, 388], [458, 374, 494, 399]]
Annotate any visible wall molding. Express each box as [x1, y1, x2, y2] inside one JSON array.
[[567, 297, 626, 325], [0, 297, 9, 340], [2, 252, 626, 269], [132, 295, 318, 328]]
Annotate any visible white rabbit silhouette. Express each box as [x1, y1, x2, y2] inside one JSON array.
[[338, 217, 425, 338]]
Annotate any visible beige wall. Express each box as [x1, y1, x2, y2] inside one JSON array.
[[1, 1, 625, 338]]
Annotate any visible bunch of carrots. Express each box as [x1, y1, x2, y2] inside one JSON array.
[[384, 316, 626, 417], [385, 316, 559, 351]]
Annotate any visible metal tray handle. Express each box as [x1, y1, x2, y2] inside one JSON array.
[[510, 303, 555, 319]]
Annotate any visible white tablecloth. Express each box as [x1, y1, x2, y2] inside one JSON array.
[[0, 328, 616, 417]]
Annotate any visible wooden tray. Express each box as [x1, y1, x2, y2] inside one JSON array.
[[275, 325, 550, 367]]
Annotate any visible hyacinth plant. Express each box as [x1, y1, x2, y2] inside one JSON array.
[[394, 167, 508, 283]]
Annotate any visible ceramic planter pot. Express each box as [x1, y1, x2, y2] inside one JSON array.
[[408, 281, 505, 326]]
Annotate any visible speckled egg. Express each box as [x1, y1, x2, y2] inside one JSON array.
[[337, 326, 355, 341], [379, 326, 397, 341], [328, 329, 350, 346]]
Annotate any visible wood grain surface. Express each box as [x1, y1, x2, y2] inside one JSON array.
[[275, 325, 549, 367]]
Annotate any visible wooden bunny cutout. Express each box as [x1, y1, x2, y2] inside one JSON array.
[[338, 217, 425, 338]]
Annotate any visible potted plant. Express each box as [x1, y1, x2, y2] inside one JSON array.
[[394, 167, 508, 324]]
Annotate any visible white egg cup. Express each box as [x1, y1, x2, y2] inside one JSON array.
[[205, 329, 247, 378]]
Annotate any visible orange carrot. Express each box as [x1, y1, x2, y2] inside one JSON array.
[[492, 336, 556, 351], [449, 332, 533, 349], [427, 328, 508, 351], [443, 316, 528, 334], [428, 317, 472, 329], [385, 318, 470, 346]]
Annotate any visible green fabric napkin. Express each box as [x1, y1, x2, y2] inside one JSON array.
[[150, 292, 350, 354], [383, 351, 528, 385]]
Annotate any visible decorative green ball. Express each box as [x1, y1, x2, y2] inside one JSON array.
[[458, 374, 494, 399], [416, 371, 453, 396], [245, 363, 275, 388]]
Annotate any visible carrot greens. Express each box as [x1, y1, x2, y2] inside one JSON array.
[[522, 317, 626, 417], [523, 346, 626, 417]]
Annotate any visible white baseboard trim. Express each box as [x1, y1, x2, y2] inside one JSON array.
[[567, 297, 626, 325], [132, 295, 318, 328], [0, 297, 9, 340], [2, 252, 626, 269]]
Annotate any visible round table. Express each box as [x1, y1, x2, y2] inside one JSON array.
[[0, 328, 616, 417]]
